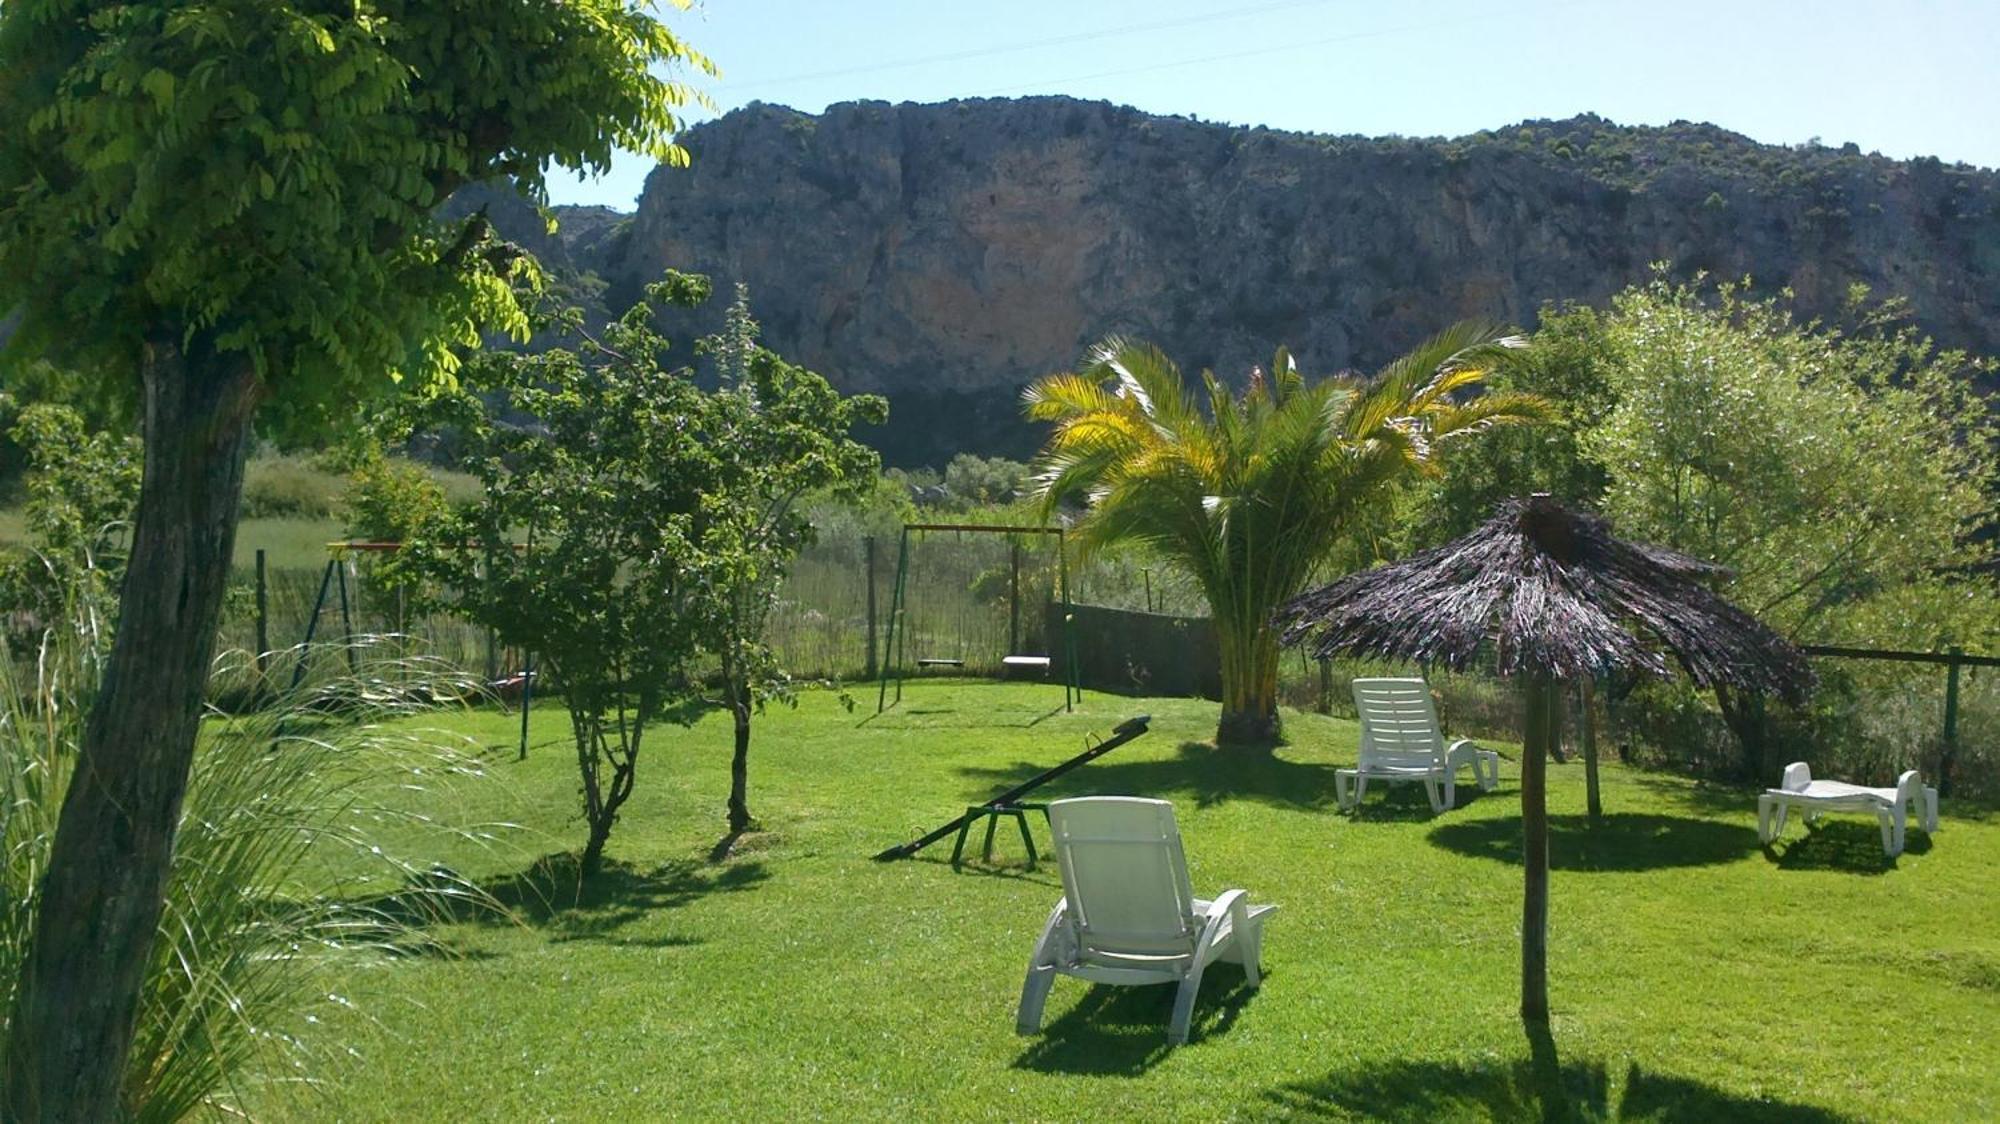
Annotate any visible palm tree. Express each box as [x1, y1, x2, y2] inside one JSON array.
[[1024, 324, 1546, 744]]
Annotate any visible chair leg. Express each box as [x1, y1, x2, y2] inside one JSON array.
[[1336, 771, 1353, 811], [1016, 965, 1057, 1035], [1480, 752, 1499, 790], [1758, 795, 1774, 843], [1925, 787, 1939, 833], [1353, 773, 1369, 806], [1775, 803, 1791, 837], [1239, 923, 1263, 989], [1441, 774, 1457, 811], [1169, 965, 1207, 1045], [1877, 810, 1896, 857], [1423, 777, 1443, 813]]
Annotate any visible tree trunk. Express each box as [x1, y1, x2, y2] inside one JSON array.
[[5, 340, 258, 1122], [581, 815, 613, 879], [1216, 616, 1281, 745], [727, 684, 753, 834], [1581, 678, 1602, 825], [1520, 673, 1554, 1025], [1714, 684, 1768, 783]]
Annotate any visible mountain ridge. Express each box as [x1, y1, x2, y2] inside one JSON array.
[[510, 97, 2000, 465]]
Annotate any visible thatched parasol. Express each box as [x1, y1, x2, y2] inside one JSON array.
[[1277, 495, 1813, 1023]]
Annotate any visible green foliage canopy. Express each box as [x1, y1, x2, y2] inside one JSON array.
[[410, 275, 883, 862], [0, 0, 713, 420], [1580, 274, 1997, 650]]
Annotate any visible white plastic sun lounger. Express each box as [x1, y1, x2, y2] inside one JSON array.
[[1016, 797, 1277, 1046], [1757, 761, 1938, 857], [1341, 678, 1500, 812]]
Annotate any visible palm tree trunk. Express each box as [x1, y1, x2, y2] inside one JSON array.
[[1215, 614, 1281, 745], [5, 339, 258, 1122]]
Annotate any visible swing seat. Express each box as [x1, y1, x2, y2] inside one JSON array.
[[1003, 655, 1052, 676], [917, 658, 966, 668]]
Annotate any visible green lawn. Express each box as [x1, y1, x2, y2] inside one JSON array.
[[268, 681, 1997, 1121]]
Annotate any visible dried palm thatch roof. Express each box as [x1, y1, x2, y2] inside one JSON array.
[[1277, 496, 1814, 703]]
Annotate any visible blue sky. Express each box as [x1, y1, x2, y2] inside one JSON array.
[[548, 0, 2000, 209]]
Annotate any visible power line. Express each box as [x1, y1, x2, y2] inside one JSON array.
[[724, 0, 1344, 93]]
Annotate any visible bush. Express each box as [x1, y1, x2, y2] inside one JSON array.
[[344, 454, 452, 544]]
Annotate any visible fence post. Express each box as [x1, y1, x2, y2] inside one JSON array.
[[482, 545, 498, 686], [1317, 658, 1332, 715], [864, 535, 878, 680], [253, 548, 270, 689], [1941, 646, 1962, 799]]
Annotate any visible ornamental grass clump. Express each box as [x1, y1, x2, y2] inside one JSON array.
[[2, 595, 510, 1121]]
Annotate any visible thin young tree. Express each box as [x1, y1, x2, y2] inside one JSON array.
[[1024, 327, 1545, 743], [0, 3, 711, 1116], [694, 286, 884, 836]]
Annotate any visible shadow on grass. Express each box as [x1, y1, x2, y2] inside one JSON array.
[[1267, 1024, 1852, 1122], [1012, 969, 1262, 1075], [958, 741, 1341, 810], [370, 852, 767, 947], [1344, 780, 1504, 822], [1765, 819, 1932, 874], [1428, 813, 1760, 871], [857, 687, 1071, 730], [908, 854, 1061, 888]]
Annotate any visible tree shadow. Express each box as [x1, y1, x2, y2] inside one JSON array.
[[957, 741, 1342, 810], [1766, 819, 1932, 875], [1012, 969, 1263, 1076], [1428, 814, 1761, 872], [360, 851, 767, 947], [1266, 1023, 1852, 1122]]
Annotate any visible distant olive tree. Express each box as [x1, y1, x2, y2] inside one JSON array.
[[1580, 272, 1998, 775]]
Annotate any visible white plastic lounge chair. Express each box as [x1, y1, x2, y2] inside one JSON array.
[[1758, 761, 1939, 858], [1016, 797, 1277, 1046], [1340, 678, 1500, 812]]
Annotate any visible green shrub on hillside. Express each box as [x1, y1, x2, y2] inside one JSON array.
[[240, 454, 347, 520]]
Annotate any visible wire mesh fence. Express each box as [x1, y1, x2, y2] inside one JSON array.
[[227, 530, 1997, 801]]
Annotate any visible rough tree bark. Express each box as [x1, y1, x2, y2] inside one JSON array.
[[1713, 683, 1768, 783], [726, 680, 754, 834], [1520, 672, 1554, 1025], [4, 337, 259, 1122]]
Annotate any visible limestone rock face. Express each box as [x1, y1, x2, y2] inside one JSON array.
[[561, 97, 1999, 465]]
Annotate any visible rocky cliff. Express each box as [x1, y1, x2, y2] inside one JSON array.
[[546, 98, 2000, 466]]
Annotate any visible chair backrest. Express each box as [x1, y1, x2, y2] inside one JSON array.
[[1780, 761, 1813, 792], [1046, 797, 1197, 957], [1894, 769, 1923, 804], [1351, 678, 1448, 770]]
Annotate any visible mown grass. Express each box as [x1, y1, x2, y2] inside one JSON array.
[[266, 681, 1998, 1121]]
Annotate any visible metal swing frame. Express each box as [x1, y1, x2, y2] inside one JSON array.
[[288, 541, 535, 756], [875, 522, 1080, 714]]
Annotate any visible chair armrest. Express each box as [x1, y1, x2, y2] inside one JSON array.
[[1195, 889, 1250, 957]]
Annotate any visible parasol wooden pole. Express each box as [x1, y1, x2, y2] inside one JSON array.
[[1582, 677, 1602, 824], [1520, 671, 1553, 1024]]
